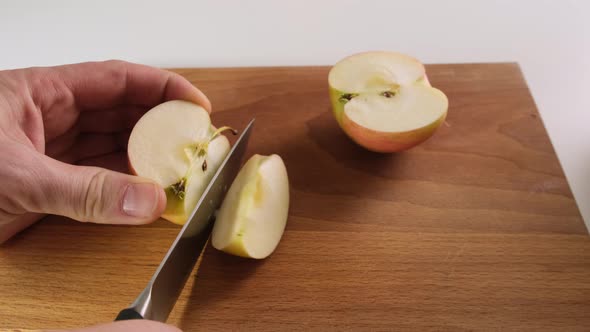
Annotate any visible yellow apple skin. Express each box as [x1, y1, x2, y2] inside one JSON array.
[[162, 188, 188, 225], [329, 86, 347, 126], [340, 108, 447, 153]]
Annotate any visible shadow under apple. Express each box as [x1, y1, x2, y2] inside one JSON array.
[[305, 109, 410, 182]]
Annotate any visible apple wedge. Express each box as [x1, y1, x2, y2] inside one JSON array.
[[328, 51, 448, 152], [212, 154, 289, 259], [127, 100, 233, 225]]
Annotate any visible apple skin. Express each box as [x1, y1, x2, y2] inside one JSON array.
[[340, 108, 447, 153], [162, 189, 188, 225], [329, 73, 446, 153]]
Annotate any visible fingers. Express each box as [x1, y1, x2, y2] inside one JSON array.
[[26, 153, 166, 225], [123, 61, 211, 110], [51, 320, 182, 332], [40, 60, 211, 112]]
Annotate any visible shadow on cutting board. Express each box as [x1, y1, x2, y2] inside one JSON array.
[[176, 246, 264, 329], [305, 110, 418, 181]]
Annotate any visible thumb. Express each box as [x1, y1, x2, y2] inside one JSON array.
[[31, 154, 166, 224]]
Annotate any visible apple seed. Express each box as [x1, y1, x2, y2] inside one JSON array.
[[381, 91, 396, 98]]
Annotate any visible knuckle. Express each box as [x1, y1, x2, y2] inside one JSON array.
[[104, 59, 128, 67], [29, 68, 75, 112], [104, 59, 128, 76], [102, 60, 129, 99], [82, 169, 108, 222]]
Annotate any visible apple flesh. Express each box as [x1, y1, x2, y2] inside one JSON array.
[[127, 100, 232, 225], [328, 51, 448, 153], [212, 154, 289, 259]]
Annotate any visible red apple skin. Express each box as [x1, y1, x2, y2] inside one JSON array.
[[341, 110, 446, 153]]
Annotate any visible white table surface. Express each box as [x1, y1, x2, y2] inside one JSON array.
[[1, 0, 589, 231]]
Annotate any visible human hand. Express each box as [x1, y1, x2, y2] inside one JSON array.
[[0, 60, 211, 243]]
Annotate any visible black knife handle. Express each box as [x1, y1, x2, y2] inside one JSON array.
[[115, 308, 144, 321]]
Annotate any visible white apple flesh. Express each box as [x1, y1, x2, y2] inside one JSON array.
[[212, 154, 289, 259], [127, 100, 231, 225], [328, 51, 448, 152]]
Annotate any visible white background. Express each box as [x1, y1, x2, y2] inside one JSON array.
[[1, 0, 589, 230]]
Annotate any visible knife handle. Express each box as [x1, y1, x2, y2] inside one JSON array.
[[115, 308, 144, 321]]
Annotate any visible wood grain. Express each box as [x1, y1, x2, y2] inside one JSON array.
[[1, 63, 589, 331]]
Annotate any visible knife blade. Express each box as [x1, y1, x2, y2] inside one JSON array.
[[115, 118, 255, 322]]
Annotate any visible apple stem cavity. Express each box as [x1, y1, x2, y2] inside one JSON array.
[[339, 93, 359, 104], [167, 178, 187, 200]]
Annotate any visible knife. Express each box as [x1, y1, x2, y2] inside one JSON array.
[[114, 118, 255, 322]]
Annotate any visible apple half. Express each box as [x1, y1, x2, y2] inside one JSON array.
[[212, 154, 289, 259], [328, 51, 448, 152], [127, 100, 233, 225]]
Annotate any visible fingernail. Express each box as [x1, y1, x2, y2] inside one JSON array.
[[122, 183, 159, 218]]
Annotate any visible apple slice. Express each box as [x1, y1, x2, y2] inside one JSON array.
[[212, 154, 289, 259], [328, 51, 448, 152], [127, 100, 233, 225]]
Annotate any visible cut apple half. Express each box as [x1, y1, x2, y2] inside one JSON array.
[[212, 154, 289, 259], [127, 100, 233, 225], [329, 51, 448, 152]]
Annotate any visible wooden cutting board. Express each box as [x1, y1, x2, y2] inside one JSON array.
[[1, 63, 589, 331]]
